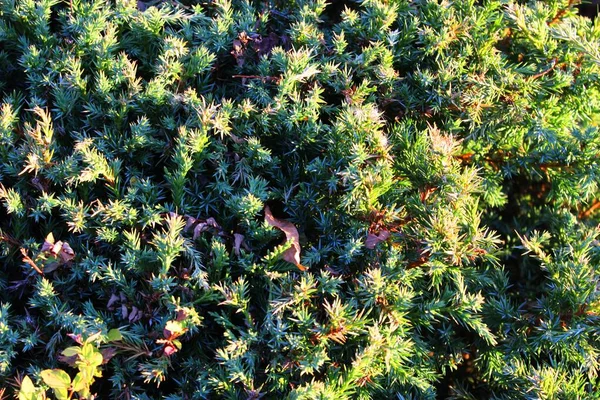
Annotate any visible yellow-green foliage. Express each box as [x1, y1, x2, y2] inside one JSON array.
[[0, 0, 599, 398]]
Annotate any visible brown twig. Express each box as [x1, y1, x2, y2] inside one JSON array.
[[0, 232, 21, 247], [455, 152, 475, 161], [548, 0, 580, 26], [579, 198, 600, 219], [232, 74, 280, 83], [529, 59, 558, 80], [20, 248, 44, 276]]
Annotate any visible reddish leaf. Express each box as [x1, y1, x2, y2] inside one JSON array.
[[163, 320, 186, 340], [41, 234, 55, 253], [41, 233, 75, 265], [163, 344, 177, 357], [58, 353, 78, 367], [67, 333, 83, 345], [58, 242, 75, 263], [264, 206, 307, 271], [175, 309, 187, 322], [365, 230, 391, 249], [101, 347, 117, 364]]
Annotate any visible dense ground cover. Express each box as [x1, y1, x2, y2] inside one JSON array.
[[1, 0, 600, 398]]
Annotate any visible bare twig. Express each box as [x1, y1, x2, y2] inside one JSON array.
[[232, 74, 280, 83], [548, 0, 580, 26], [20, 248, 44, 276], [579, 198, 600, 219]]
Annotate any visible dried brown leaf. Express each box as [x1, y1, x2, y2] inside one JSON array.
[[41, 233, 75, 265], [254, 32, 279, 57], [232, 39, 245, 67], [58, 242, 75, 263], [184, 216, 197, 232], [264, 206, 307, 271], [41, 233, 55, 253], [192, 217, 222, 240]]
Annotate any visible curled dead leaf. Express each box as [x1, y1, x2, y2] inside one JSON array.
[[41, 233, 75, 265], [58, 242, 75, 263], [192, 217, 222, 240], [365, 230, 391, 249], [264, 206, 307, 271]]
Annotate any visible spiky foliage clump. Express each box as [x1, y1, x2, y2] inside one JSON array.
[[0, 0, 600, 398]]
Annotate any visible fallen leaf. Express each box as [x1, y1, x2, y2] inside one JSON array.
[[264, 206, 307, 271], [254, 32, 279, 57], [129, 306, 140, 323], [192, 217, 222, 240], [365, 230, 391, 249], [41, 233, 75, 266], [233, 233, 244, 256], [206, 218, 219, 228], [58, 242, 75, 263], [184, 216, 197, 232], [231, 39, 245, 68], [42, 262, 59, 274], [41, 233, 55, 253], [107, 293, 120, 309]]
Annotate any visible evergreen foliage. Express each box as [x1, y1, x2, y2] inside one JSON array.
[[0, 0, 599, 398]]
